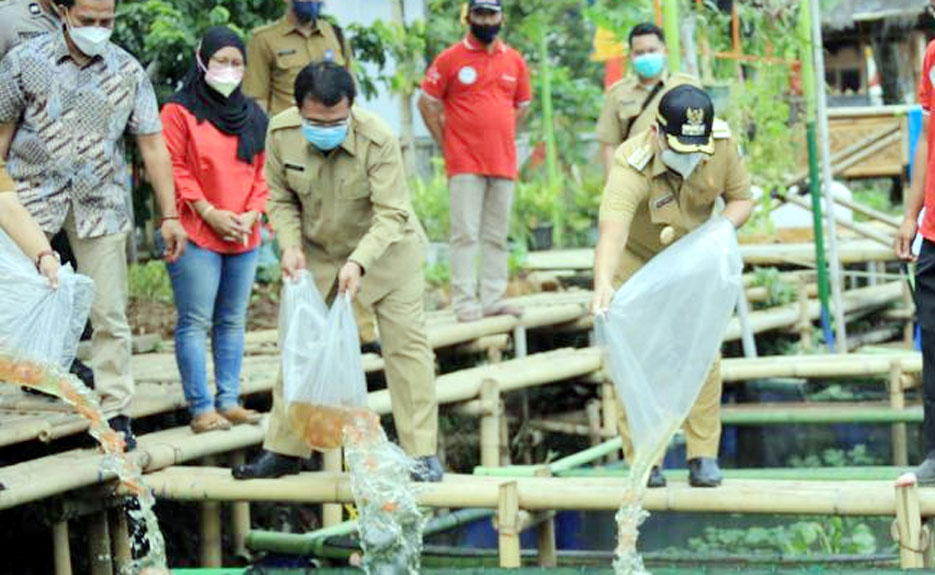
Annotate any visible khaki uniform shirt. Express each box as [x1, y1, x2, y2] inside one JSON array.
[[244, 16, 350, 116], [0, 0, 58, 59], [595, 73, 698, 147], [265, 106, 426, 305], [599, 123, 751, 278]]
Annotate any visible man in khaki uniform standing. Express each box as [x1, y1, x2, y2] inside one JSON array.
[[233, 62, 442, 482], [0, 0, 59, 58], [591, 85, 754, 488], [243, 0, 350, 115], [244, 0, 382, 352], [595, 22, 695, 178]]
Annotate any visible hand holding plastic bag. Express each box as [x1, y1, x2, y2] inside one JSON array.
[[279, 271, 369, 450], [597, 218, 743, 487], [0, 229, 94, 371]]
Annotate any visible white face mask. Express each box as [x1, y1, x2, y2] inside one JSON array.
[[65, 9, 112, 57], [660, 149, 705, 179]]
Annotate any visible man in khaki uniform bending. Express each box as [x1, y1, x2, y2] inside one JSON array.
[[595, 22, 695, 178], [591, 85, 754, 488], [243, 0, 351, 116], [233, 62, 442, 482]]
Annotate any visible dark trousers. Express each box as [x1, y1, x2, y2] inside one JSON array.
[[917, 240, 935, 455]]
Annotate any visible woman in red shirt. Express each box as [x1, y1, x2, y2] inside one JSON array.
[[161, 27, 269, 433]]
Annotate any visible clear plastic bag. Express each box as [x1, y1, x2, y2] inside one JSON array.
[[279, 271, 369, 450], [0, 229, 94, 370], [597, 217, 743, 483]]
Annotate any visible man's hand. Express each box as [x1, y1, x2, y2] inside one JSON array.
[[37, 253, 60, 289], [895, 216, 919, 262], [590, 281, 615, 316], [338, 261, 363, 299], [161, 219, 187, 263], [280, 246, 307, 280]]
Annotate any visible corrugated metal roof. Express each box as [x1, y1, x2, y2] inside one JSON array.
[[823, 0, 925, 29]]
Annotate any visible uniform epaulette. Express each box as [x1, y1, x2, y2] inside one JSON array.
[[249, 19, 282, 39], [269, 107, 302, 131], [626, 144, 653, 171], [713, 119, 732, 140], [352, 107, 392, 146]]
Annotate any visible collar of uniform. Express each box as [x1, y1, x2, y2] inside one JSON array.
[[634, 70, 668, 92], [281, 15, 323, 37], [649, 135, 669, 179], [463, 34, 505, 53], [339, 111, 358, 157]]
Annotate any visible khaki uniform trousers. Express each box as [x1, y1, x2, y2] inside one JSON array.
[[354, 299, 379, 344], [612, 246, 723, 463], [63, 210, 133, 419], [264, 272, 438, 458]]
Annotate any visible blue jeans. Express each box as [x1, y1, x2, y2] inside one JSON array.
[[167, 242, 259, 416]]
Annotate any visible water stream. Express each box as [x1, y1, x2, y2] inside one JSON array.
[[0, 353, 169, 574]]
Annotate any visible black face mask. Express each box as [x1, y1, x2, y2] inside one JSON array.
[[470, 22, 501, 45]]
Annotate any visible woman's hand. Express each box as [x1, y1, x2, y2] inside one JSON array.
[[204, 208, 246, 243]]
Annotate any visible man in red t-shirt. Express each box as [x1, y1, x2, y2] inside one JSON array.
[[418, 0, 531, 322], [896, 0, 935, 483]]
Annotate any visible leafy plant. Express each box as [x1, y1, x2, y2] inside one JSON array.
[[788, 444, 882, 468], [129, 261, 173, 304], [687, 517, 879, 556], [411, 158, 450, 243], [749, 267, 797, 308]]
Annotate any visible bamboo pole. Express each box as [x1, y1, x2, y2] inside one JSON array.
[[52, 519, 72, 575], [895, 477, 926, 568], [322, 450, 343, 527], [890, 361, 909, 467], [926, 517, 935, 568], [585, 400, 602, 448], [87, 511, 113, 575], [663, 0, 682, 73], [784, 193, 892, 247], [480, 380, 502, 469], [721, 403, 922, 425], [497, 481, 521, 568], [797, 274, 813, 349], [200, 455, 223, 567], [230, 451, 251, 560], [810, 0, 849, 352], [109, 506, 132, 574], [532, 467, 558, 567], [141, 467, 935, 517], [834, 195, 902, 229], [720, 353, 922, 382]]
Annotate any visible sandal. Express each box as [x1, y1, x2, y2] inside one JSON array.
[[190, 412, 232, 434], [220, 406, 263, 426]]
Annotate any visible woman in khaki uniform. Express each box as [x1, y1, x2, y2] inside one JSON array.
[[591, 85, 755, 489], [233, 63, 442, 482]]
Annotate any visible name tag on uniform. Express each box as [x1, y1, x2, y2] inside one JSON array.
[[284, 162, 305, 172], [276, 49, 298, 57], [653, 194, 675, 209]]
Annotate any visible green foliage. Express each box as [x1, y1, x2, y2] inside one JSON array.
[[788, 444, 882, 468], [411, 158, 450, 243], [850, 179, 900, 221], [424, 261, 451, 289], [749, 267, 797, 308], [129, 261, 173, 304], [349, 18, 428, 100], [687, 517, 879, 556]]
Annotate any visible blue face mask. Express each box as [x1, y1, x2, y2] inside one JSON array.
[[632, 52, 667, 79], [293, 1, 323, 24], [301, 120, 348, 151]]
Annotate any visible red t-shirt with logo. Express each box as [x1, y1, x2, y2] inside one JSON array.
[[421, 36, 532, 180], [918, 40, 935, 241]]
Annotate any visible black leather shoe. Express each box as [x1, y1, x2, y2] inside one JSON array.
[[411, 455, 444, 482], [361, 341, 383, 357], [688, 457, 723, 487], [107, 415, 137, 452], [647, 465, 667, 488], [232, 450, 302, 480], [916, 452, 935, 485]]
